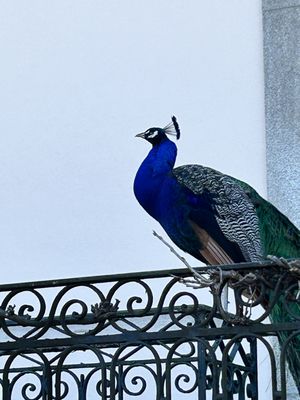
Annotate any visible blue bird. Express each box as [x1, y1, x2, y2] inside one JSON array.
[[134, 116, 300, 389], [134, 117, 300, 264], [134, 116, 264, 266]]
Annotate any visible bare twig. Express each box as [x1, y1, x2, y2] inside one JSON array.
[[267, 255, 300, 271], [267, 255, 300, 300], [153, 230, 215, 287]]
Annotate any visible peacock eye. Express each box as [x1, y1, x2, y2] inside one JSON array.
[[147, 130, 159, 139]]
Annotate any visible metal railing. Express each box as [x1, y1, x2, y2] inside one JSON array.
[[0, 261, 299, 399]]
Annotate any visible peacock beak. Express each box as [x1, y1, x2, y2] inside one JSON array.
[[135, 132, 146, 139]]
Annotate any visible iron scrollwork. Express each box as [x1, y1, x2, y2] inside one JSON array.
[[0, 260, 299, 399]]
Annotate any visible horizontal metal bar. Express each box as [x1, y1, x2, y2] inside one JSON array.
[[0, 260, 280, 291], [0, 321, 298, 352]]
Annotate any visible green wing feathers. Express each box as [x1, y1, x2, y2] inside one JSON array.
[[233, 178, 300, 259]]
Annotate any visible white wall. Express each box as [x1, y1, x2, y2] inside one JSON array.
[[0, 0, 265, 281]]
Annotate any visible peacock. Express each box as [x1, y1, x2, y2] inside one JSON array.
[[133, 116, 300, 391]]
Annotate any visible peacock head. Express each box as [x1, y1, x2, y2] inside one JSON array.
[[136, 116, 180, 146]]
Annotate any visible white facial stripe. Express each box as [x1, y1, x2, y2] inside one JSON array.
[[147, 130, 158, 139]]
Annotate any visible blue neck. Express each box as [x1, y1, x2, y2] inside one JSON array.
[[134, 138, 177, 219]]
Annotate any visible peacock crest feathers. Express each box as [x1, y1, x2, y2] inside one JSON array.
[[163, 116, 181, 140]]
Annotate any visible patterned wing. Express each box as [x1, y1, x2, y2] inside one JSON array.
[[173, 164, 263, 262]]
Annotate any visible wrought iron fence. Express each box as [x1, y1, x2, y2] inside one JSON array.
[[0, 261, 299, 399]]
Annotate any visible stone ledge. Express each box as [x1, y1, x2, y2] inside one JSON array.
[[263, 0, 300, 11]]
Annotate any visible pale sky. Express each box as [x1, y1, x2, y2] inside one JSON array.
[[0, 1, 265, 283]]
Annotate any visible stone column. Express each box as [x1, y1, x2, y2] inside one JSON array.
[[262, 2, 300, 398], [262, 0, 300, 229]]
